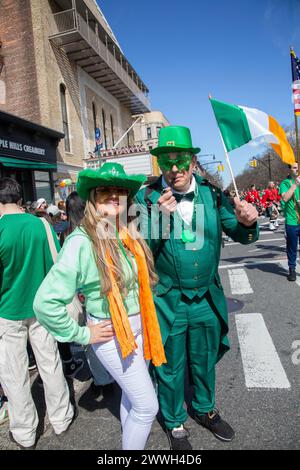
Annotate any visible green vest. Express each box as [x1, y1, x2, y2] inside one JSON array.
[[153, 180, 222, 299]]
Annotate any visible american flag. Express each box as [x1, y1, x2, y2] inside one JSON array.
[[291, 48, 300, 116]]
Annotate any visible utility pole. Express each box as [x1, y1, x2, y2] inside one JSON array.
[[267, 154, 272, 181], [253, 155, 273, 181]]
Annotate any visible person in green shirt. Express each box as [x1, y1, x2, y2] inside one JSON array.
[[0, 177, 75, 449], [279, 163, 300, 281]]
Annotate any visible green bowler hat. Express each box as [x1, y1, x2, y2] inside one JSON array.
[[150, 126, 200, 157], [76, 162, 147, 201]]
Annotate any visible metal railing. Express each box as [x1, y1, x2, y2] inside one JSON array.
[[50, 9, 77, 34], [49, 10, 150, 110]]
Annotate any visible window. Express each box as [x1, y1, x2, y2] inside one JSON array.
[[110, 114, 114, 147], [156, 126, 161, 137], [147, 127, 152, 139], [34, 171, 52, 202], [34, 171, 50, 182], [102, 109, 107, 149], [59, 84, 70, 152], [92, 102, 97, 131]]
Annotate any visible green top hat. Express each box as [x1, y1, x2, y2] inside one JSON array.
[[76, 162, 147, 201], [150, 126, 200, 157]]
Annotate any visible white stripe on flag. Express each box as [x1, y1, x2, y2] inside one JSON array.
[[239, 105, 277, 144], [228, 268, 253, 294], [235, 313, 291, 389]]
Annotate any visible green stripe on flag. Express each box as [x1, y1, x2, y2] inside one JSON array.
[[210, 99, 252, 152]]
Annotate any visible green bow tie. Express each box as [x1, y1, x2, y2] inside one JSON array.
[[173, 191, 195, 202]]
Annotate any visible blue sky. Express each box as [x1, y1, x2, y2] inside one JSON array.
[[97, 0, 299, 186]]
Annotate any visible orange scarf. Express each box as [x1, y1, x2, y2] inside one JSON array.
[[105, 228, 166, 367]]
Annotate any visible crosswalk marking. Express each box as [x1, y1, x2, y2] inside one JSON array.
[[228, 268, 253, 294], [223, 260, 300, 294], [219, 258, 291, 269], [259, 230, 285, 235], [259, 228, 285, 236], [235, 313, 291, 389], [259, 219, 285, 226], [221, 234, 293, 392], [225, 237, 284, 246]]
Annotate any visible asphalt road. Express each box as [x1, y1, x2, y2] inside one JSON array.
[[1, 216, 299, 450]]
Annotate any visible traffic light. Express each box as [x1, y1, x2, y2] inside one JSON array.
[[217, 164, 224, 172], [250, 159, 257, 167]]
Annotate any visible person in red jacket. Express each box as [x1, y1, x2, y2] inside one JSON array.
[[245, 185, 262, 214], [262, 181, 281, 230]]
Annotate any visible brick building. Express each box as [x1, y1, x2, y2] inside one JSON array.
[[0, 0, 150, 200]]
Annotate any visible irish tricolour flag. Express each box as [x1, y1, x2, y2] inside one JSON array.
[[210, 98, 295, 165]]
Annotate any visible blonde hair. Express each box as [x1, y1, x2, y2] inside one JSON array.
[[81, 188, 158, 295]]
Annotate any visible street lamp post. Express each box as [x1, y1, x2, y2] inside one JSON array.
[[201, 160, 223, 168]]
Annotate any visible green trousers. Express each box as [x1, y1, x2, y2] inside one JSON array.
[[154, 291, 222, 429]]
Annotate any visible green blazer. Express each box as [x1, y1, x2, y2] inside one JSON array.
[[135, 174, 259, 360]]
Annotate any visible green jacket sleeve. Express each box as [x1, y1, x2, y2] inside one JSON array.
[[33, 234, 91, 345], [219, 192, 259, 244]]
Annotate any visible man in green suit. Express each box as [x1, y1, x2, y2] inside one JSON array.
[[135, 126, 259, 450]]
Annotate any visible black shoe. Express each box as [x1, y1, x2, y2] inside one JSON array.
[[287, 269, 296, 281], [56, 405, 78, 438], [165, 426, 193, 450], [63, 358, 84, 378], [9, 431, 36, 450], [90, 382, 103, 397], [194, 410, 235, 442], [102, 383, 114, 398]]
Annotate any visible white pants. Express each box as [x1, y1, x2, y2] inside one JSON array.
[[0, 317, 74, 447], [89, 313, 159, 450], [85, 345, 114, 386]]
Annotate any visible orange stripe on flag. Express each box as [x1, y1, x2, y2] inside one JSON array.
[[268, 115, 295, 165]]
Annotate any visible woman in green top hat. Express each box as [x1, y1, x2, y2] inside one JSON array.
[[34, 162, 166, 450]]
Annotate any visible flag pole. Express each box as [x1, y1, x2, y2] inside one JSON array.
[[218, 129, 240, 200], [209, 95, 240, 200], [294, 103, 300, 174], [290, 47, 300, 175]]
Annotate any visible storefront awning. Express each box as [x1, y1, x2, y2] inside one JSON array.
[[0, 156, 57, 171]]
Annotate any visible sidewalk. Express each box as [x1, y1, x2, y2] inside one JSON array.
[[0, 347, 171, 450]]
